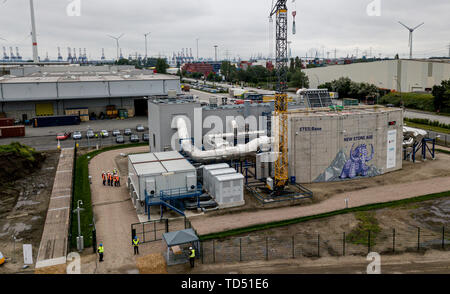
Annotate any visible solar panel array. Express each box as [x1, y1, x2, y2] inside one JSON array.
[[304, 89, 334, 108]]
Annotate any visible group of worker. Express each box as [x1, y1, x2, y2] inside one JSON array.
[[97, 238, 196, 268], [101, 169, 120, 187]]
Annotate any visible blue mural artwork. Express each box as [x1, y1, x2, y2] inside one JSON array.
[[339, 144, 374, 179]]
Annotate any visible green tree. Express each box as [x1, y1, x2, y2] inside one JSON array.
[[155, 58, 169, 74], [432, 79, 450, 112], [289, 68, 309, 88]]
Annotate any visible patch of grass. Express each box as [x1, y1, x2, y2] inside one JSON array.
[[70, 142, 148, 249], [0, 142, 38, 162], [404, 121, 450, 134], [436, 149, 450, 155], [346, 211, 380, 246], [198, 190, 450, 241]]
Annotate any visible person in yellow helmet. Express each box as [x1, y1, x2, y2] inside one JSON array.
[[189, 246, 195, 268], [0, 251, 5, 266], [132, 236, 140, 255], [97, 243, 104, 262]]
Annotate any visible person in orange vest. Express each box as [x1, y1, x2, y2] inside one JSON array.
[[117, 174, 121, 187], [108, 172, 112, 186], [101, 171, 106, 186], [113, 174, 118, 187]]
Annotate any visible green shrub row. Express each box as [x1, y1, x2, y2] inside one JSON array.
[[379, 92, 434, 112], [404, 117, 450, 130]]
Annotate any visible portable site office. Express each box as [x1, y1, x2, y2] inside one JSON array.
[[127, 152, 197, 213]]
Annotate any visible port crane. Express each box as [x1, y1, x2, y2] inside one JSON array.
[[269, 0, 289, 192]]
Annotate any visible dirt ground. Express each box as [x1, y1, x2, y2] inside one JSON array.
[[0, 151, 59, 274]]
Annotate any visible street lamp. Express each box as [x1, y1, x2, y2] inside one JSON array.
[[73, 200, 85, 252]]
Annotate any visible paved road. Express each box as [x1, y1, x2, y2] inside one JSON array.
[[89, 146, 149, 274], [404, 110, 450, 125], [0, 117, 149, 151], [180, 250, 450, 274], [191, 176, 450, 236]]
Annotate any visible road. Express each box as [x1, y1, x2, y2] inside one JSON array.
[[174, 250, 450, 274], [404, 110, 450, 125], [0, 117, 149, 151]]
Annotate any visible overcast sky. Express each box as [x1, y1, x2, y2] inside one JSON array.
[[0, 0, 449, 61]]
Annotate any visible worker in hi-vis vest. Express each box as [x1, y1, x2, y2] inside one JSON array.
[[189, 246, 195, 268], [132, 236, 140, 255], [98, 243, 104, 262], [102, 171, 106, 186]]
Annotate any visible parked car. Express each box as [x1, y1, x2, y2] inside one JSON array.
[[130, 134, 139, 142], [116, 135, 125, 144], [124, 128, 132, 136], [86, 129, 95, 138], [100, 129, 109, 137], [136, 124, 145, 132], [142, 133, 150, 142], [184, 199, 218, 210], [112, 129, 121, 137], [72, 131, 82, 140], [56, 132, 71, 140]]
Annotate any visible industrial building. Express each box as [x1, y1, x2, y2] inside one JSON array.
[[147, 93, 404, 185], [0, 65, 181, 120], [304, 59, 450, 91]]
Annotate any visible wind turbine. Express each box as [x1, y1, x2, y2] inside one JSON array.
[[398, 21, 424, 59], [107, 33, 125, 61]]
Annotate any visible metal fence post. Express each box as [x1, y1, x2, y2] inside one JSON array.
[[292, 236, 295, 259], [201, 242, 204, 264], [213, 240, 215, 263], [142, 223, 145, 243], [393, 228, 396, 253], [343, 232, 346, 256], [442, 227, 445, 250], [165, 219, 169, 233], [154, 221, 157, 240], [368, 230, 371, 253], [266, 237, 269, 261], [239, 238, 242, 262], [317, 234, 320, 257], [417, 227, 421, 251]]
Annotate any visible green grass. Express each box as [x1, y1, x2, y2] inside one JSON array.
[[0, 142, 39, 162], [198, 190, 450, 241], [436, 149, 450, 155], [70, 142, 148, 249], [346, 211, 381, 246], [404, 121, 450, 134]]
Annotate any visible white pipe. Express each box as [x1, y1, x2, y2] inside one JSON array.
[[29, 0, 39, 63], [176, 117, 272, 162]]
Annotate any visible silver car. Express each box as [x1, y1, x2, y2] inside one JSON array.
[[136, 124, 145, 132], [73, 131, 82, 140], [86, 129, 94, 138]]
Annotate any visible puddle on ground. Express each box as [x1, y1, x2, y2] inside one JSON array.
[[412, 199, 450, 228]]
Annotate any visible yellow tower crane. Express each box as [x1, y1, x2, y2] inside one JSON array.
[[269, 0, 289, 192]]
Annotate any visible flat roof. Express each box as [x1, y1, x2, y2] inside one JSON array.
[[153, 151, 184, 161], [161, 159, 195, 173], [215, 173, 244, 182], [128, 153, 158, 164], [288, 105, 401, 117], [133, 162, 167, 176], [209, 168, 237, 176], [0, 73, 178, 84], [203, 163, 230, 171]]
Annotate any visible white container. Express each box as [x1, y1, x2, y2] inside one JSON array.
[[207, 168, 237, 197], [202, 163, 230, 189], [214, 173, 245, 208]]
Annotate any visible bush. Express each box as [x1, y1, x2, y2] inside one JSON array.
[[379, 92, 434, 112], [404, 117, 450, 130]]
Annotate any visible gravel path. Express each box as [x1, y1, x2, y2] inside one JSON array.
[[89, 145, 149, 274], [191, 176, 450, 236]]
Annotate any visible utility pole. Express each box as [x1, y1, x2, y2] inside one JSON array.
[[73, 200, 85, 252]]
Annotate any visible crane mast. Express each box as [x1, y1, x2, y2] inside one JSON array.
[[270, 0, 289, 191]]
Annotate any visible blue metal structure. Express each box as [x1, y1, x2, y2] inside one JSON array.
[[144, 185, 203, 220], [412, 138, 436, 162]]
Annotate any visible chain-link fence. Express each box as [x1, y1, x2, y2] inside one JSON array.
[[200, 226, 450, 264], [427, 131, 450, 147]]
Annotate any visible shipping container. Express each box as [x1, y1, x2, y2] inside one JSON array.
[[0, 118, 14, 127], [0, 125, 25, 138], [32, 115, 81, 128]]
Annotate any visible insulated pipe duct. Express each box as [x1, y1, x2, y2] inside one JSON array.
[[403, 126, 428, 147], [176, 117, 272, 163]]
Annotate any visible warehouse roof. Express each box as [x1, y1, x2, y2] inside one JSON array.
[[287, 105, 401, 117], [209, 168, 237, 176], [0, 73, 178, 83]]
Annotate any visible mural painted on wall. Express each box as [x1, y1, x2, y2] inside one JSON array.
[[340, 144, 374, 179], [314, 143, 381, 183]]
